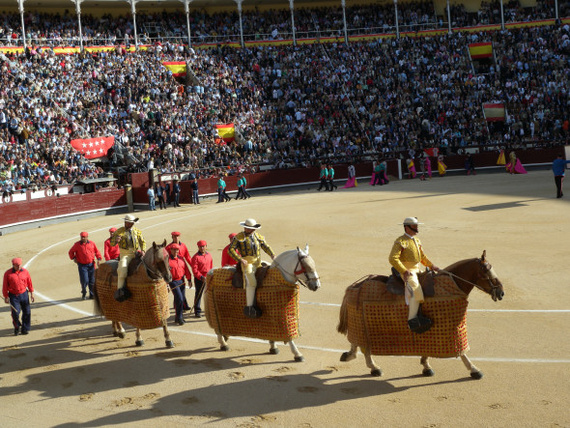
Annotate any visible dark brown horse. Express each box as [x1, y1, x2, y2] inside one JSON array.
[[337, 251, 504, 379], [94, 240, 174, 348]]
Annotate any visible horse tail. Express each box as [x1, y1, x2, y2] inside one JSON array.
[[337, 289, 349, 335]]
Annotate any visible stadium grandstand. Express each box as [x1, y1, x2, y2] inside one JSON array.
[[0, 0, 568, 195]]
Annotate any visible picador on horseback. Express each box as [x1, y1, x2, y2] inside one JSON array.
[[389, 217, 440, 333], [228, 218, 275, 318], [110, 214, 147, 299]]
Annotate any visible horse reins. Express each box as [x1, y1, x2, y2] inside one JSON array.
[[273, 253, 319, 288], [439, 259, 501, 296]]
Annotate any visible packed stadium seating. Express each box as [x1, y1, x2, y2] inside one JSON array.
[[0, 1, 568, 194]]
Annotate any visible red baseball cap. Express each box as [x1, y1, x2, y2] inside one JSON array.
[[109, 227, 117, 233], [228, 233, 238, 240], [80, 231, 89, 237], [171, 231, 181, 236], [169, 243, 180, 251], [197, 240, 207, 247], [12, 257, 22, 265]]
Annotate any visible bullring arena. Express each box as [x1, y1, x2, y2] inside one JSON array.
[[1, 170, 569, 427]]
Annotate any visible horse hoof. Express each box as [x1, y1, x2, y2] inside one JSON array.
[[470, 371, 484, 380], [113, 331, 119, 337], [422, 368, 435, 377], [269, 348, 279, 355], [135, 340, 144, 347], [371, 369, 382, 377], [118, 332, 125, 339], [340, 352, 349, 362], [294, 356, 305, 362], [220, 345, 229, 351], [166, 340, 175, 348]]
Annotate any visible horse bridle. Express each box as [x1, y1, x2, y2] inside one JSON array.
[[141, 248, 170, 281], [293, 254, 319, 289], [442, 258, 501, 297]]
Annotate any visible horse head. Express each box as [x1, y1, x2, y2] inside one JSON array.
[[271, 244, 321, 291], [295, 245, 321, 291], [476, 250, 504, 301], [145, 239, 172, 282]]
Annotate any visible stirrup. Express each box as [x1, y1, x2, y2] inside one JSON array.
[[408, 312, 433, 334], [243, 305, 262, 318]]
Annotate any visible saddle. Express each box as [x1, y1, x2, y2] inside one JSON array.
[[386, 267, 435, 298], [231, 262, 270, 289]]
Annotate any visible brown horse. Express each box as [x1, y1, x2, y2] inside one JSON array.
[[94, 240, 174, 348], [337, 251, 504, 379]]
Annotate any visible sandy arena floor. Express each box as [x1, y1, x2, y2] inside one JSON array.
[[1, 170, 569, 428]]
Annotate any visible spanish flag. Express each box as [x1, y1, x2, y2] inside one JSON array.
[[215, 123, 235, 143], [162, 61, 187, 77], [469, 42, 493, 59], [483, 103, 505, 122]]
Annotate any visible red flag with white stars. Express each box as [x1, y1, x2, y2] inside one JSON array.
[[70, 136, 115, 159]]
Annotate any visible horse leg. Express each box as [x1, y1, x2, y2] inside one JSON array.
[[113, 321, 126, 339], [421, 356, 435, 376], [217, 334, 229, 351], [461, 354, 483, 379], [163, 320, 174, 348], [288, 341, 304, 362], [269, 341, 279, 355], [362, 346, 382, 377], [135, 328, 144, 347], [340, 344, 358, 362]]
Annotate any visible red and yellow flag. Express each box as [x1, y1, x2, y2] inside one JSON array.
[[215, 123, 235, 143], [162, 61, 187, 77], [483, 103, 505, 122], [469, 42, 493, 59]]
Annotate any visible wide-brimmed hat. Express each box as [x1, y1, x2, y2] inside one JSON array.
[[403, 217, 423, 226], [240, 218, 261, 229], [123, 214, 139, 223]]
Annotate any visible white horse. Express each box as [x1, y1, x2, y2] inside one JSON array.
[[206, 245, 320, 362]]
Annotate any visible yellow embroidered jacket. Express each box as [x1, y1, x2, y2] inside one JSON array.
[[388, 234, 434, 274], [110, 226, 147, 252], [228, 231, 274, 263]]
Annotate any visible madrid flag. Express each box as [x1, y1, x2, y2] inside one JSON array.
[[70, 136, 115, 159]]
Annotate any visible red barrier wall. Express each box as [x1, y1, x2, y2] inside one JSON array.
[[131, 148, 561, 204], [0, 188, 127, 229]]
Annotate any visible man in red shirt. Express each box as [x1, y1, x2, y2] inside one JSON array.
[[167, 244, 192, 325], [68, 231, 102, 300], [221, 232, 239, 267], [191, 240, 213, 318], [104, 227, 120, 261], [3, 257, 35, 336], [165, 231, 192, 310]]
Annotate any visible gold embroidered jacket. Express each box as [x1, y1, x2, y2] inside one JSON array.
[[388, 234, 433, 274], [228, 231, 274, 262], [110, 226, 147, 252]]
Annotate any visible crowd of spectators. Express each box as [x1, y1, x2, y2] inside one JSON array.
[[0, 7, 569, 195], [0, 0, 564, 47]]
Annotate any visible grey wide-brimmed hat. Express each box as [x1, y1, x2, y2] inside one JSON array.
[[403, 217, 423, 226], [123, 214, 139, 223], [240, 218, 261, 229]]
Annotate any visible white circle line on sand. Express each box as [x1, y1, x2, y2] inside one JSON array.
[[172, 329, 570, 364]]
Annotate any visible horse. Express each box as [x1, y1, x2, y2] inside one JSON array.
[[337, 251, 504, 379], [94, 240, 174, 348], [205, 245, 320, 362]]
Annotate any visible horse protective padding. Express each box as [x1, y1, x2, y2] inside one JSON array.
[[344, 274, 469, 357], [95, 262, 169, 329], [205, 267, 300, 342]]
